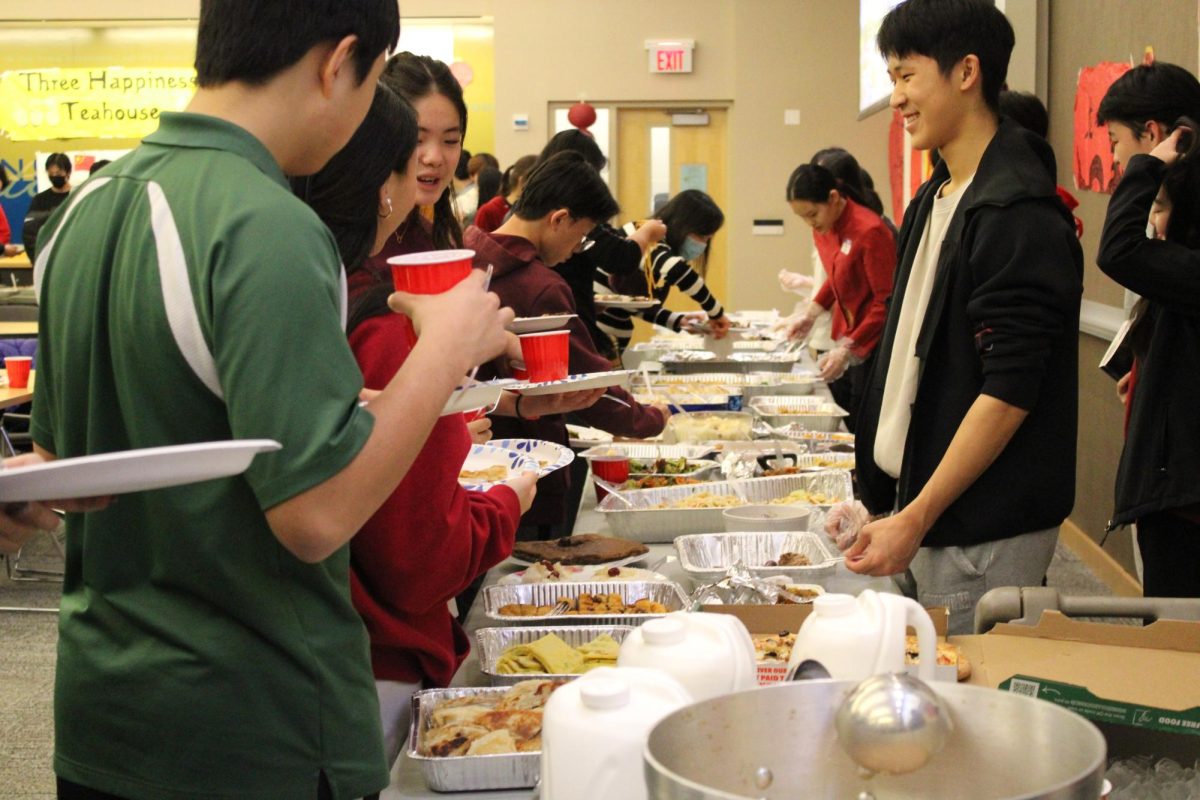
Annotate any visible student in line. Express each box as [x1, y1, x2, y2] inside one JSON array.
[[1097, 120, 1200, 598], [468, 152, 668, 537], [597, 189, 730, 354], [784, 163, 895, 432], [998, 90, 1084, 238], [848, 0, 1083, 635], [29, 3, 515, 798], [475, 154, 536, 233]]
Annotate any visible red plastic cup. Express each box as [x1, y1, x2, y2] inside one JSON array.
[[591, 455, 630, 502], [387, 249, 475, 347], [519, 331, 569, 382], [4, 356, 31, 389], [464, 407, 488, 422], [510, 362, 530, 381]]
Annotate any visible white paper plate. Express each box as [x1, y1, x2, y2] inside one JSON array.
[[440, 379, 520, 416], [565, 423, 613, 448], [507, 314, 576, 334], [497, 564, 668, 585], [0, 440, 281, 503], [512, 370, 634, 396], [458, 444, 539, 492], [594, 297, 657, 310], [488, 438, 574, 478]]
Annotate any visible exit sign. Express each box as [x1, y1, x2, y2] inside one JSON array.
[[646, 39, 694, 74]]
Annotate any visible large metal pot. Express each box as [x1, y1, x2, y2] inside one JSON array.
[[644, 680, 1106, 799]]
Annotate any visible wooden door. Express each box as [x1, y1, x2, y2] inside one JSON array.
[[615, 107, 728, 345]]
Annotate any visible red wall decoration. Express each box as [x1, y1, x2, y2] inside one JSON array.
[[1073, 61, 1132, 194]]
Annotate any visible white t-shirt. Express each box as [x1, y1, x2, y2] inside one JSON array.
[[874, 177, 973, 479]]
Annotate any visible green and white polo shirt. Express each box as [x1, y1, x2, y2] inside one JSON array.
[[31, 112, 385, 800]]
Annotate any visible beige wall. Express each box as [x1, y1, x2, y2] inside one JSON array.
[[1046, 0, 1197, 574]]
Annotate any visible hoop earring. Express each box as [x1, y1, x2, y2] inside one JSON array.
[[379, 196, 393, 219]]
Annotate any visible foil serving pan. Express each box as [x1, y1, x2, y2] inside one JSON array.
[[482, 580, 689, 625], [674, 531, 840, 582], [475, 625, 635, 686], [406, 686, 542, 792]]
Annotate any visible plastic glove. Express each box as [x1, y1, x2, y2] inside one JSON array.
[[824, 500, 872, 552], [817, 345, 851, 381], [778, 269, 814, 295]]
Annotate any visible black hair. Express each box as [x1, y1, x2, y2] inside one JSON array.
[[45, 153, 71, 175], [999, 90, 1049, 139], [809, 148, 881, 213], [501, 155, 538, 197], [512, 151, 619, 223], [382, 52, 468, 250], [89, 159, 112, 175], [877, 0, 1014, 114], [1159, 116, 1200, 250], [455, 150, 472, 181], [475, 166, 503, 208], [1097, 63, 1200, 137], [0, 165, 9, 192], [291, 84, 418, 276], [194, 0, 398, 88], [538, 129, 606, 171], [654, 189, 725, 270], [786, 163, 839, 204]]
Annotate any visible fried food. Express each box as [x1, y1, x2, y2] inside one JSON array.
[[904, 635, 972, 682], [459, 464, 509, 482], [512, 534, 649, 566], [495, 633, 620, 675], [752, 631, 796, 662], [418, 680, 564, 757]]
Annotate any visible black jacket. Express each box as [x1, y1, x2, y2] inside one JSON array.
[[555, 222, 643, 360], [1096, 153, 1200, 527], [856, 119, 1083, 547]]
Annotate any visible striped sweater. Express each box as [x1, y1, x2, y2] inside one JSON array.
[[596, 222, 725, 351]]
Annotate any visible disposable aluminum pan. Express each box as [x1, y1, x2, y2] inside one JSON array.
[[482, 580, 689, 624], [475, 625, 634, 686], [597, 472, 853, 542], [674, 531, 841, 581], [748, 395, 849, 432], [578, 443, 713, 461], [406, 686, 541, 792]]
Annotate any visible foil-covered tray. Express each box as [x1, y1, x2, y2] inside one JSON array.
[[482, 580, 689, 624], [749, 395, 849, 432], [475, 625, 634, 686], [406, 686, 542, 791], [596, 472, 853, 542], [578, 443, 713, 461], [674, 531, 841, 581]]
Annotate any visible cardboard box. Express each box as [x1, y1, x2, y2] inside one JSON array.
[[952, 611, 1200, 762], [701, 603, 952, 684]]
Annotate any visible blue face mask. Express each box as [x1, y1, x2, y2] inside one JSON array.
[[679, 236, 707, 261]]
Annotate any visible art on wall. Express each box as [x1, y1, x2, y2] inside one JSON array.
[[1073, 61, 1133, 194]]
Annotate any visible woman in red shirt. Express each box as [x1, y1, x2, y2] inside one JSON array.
[[785, 163, 896, 432], [475, 154, 536, 233]]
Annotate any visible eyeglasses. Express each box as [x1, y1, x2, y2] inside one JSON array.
[[573, 236, 596, 254]]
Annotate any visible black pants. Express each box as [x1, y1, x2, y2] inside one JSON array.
[[58, 776, 380, 800], [1138, 510, 1200, 597], [826, 351, 876, 434]]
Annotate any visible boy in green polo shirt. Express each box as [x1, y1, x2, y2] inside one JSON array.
[[30, 3, 516, 799]]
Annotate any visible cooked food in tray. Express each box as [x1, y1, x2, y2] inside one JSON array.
[[654, 491, 747, 510], [629, 457, 704, 475], [763, 551, 812, 567], [752, 631, 797, 663], [460, 465, 509, 482], [621, 475, 702, 490], [511, 534, 649, 566], [905, 636, 972, 681], [502, 560, 665, 584], [767, 488, 840, 505], [498, 593, 668, 617], [496, 633, 620, 675], [418, 679, 565, 757]]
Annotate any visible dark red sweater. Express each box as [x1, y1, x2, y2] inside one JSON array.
[[473, 195, 511, 233], [464, 225, 666, 525], [348, 312, 522, 687]]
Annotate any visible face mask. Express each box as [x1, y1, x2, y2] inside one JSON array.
[[680, 236, 707, 261], [49, 175, 67, 189]]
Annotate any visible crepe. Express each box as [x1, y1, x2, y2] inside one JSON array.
[[495, 633, 620, 675]]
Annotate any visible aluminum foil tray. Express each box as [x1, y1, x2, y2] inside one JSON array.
[[596, 472, 853, 542], [674, 531, 841, 581], [749, 395, 849, 432], [482, 580, 689, 624], [475, 625, 635, 686], [577, 443, 713, 460], [406, 686, 542, 791]]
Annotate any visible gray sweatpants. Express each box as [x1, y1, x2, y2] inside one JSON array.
[[898, 527, 1059, 635]]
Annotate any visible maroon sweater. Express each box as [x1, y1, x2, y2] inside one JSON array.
[[465, 225, 666, 525], [348, 312, 521, 687]]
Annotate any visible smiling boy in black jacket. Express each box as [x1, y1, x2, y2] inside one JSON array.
[[848, 0, 1083, 634]]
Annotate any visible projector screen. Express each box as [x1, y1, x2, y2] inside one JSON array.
[[859, 0, 905, 116]]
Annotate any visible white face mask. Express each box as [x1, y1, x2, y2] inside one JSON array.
[[680, 236, 707, 261]]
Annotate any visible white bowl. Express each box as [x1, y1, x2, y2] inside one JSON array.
[[722, 504, 811, 532]]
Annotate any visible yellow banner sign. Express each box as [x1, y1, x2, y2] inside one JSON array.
[[0, 67, 196, 141]]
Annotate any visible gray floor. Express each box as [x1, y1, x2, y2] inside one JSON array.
[[0, 534, 1122, 799]]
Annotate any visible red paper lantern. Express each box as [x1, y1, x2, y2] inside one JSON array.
[[567, 101, 597, 131]]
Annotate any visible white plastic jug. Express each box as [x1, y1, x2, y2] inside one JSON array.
[[539, 666, 693, 800], [786, 590, 937, 682], [616, 611, 758, 701]]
